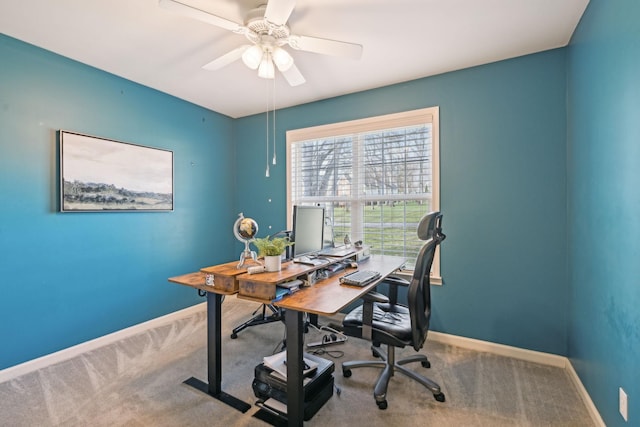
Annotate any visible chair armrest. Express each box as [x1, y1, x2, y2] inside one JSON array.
[[361, 291, 389, 304], [381, 275, 410, 305], [359, 279, 406, 340], [360, 291, 389, 341], [383, 276, 410, 287]]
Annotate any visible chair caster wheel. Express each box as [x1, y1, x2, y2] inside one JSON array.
[[376, 400, 388, 410], [343, 369, 352, 378], [230, 333, 238, 339], [434, 392, 446, 402], [371, 344, 381, 357], [421, 361, 431, 368]]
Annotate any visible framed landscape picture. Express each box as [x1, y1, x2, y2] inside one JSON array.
[[59, 131, 174, 212]]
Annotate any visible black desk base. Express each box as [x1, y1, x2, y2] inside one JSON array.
[[253, 408, 287, 427], [182, 291, 251, 413], [183, 377, 251, 413], [286, 309, 305, 427]]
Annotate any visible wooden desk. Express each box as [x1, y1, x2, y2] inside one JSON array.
[[169, 255, 405, 427]]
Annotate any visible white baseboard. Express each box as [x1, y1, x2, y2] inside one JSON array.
[[0, 302, 206, 384], [427, 331, 567, 367], [427, 331, 605, 427], [565, 359, 606, 427]]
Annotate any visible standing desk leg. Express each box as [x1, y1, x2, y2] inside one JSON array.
[[183, 292, 250, 413], [285, 309, 305, 427]]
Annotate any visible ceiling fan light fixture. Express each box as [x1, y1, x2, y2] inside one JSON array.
[[242, 44, 263, 70], [165, 0, 364, 88], [258, 53, 275, 79], [272, 47, 294, 71]]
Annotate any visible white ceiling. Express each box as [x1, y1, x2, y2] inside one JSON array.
[[0, 0, 589, 118]]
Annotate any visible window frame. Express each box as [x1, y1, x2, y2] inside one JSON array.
[[286, 107, 441, 284]]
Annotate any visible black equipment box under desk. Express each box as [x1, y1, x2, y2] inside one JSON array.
[[253, 353, 334, 421]]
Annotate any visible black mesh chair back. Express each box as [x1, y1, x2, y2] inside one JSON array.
[[408, 212, 445, 351], [408, 238, 436, 351]]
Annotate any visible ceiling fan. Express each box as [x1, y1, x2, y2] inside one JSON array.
[[159, 0, 363, 86]]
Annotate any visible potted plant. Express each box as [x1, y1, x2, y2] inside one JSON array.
[[252, 236, 293, 272]]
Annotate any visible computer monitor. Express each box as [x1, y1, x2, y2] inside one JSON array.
[[292, 205, 325, 258]]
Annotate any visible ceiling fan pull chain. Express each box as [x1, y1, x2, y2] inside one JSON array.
[[265, 77, 270, 178], [272, 77, 277, 166]]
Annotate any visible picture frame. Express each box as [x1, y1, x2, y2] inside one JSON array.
[[59, 130, 174, 212]]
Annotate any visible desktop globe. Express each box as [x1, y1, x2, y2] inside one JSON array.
[[238, 217, 258, 240], [234, 213, 259, 268]]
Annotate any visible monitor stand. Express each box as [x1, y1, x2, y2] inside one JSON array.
[[293, 255, 327, 266]]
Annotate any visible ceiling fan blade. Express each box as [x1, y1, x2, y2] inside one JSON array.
[[202, 45, 251, 71], [264, 0, 296, 26], [288, 35, 363, 59], [280, 63, 306, 87], [159, 0, 244, 33]]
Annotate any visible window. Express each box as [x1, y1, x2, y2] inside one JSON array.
[[286, 107, 441, 283]]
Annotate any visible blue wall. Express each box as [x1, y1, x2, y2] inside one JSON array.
[[0, 35, 237, 370], [234, 49, 569, 355], [568, 1, 640, 425]]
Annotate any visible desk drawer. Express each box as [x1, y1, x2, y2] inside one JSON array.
[[201, 261, 245, 293], [208, 274, 238, 292], [239, 280, 276, 300]]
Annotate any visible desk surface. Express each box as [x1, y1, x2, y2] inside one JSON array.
[[274, 255, 405, 316], [169, 255, 406, 315], [236, 261, 322, 284], [168, 271, 206, 288], [168, 270, 239, 295]]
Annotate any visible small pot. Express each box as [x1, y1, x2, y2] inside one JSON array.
[[264, 255, 282, 272]]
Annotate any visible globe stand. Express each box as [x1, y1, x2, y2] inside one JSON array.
[[238, 240, 259, 268], [233, 213, 261, 269]]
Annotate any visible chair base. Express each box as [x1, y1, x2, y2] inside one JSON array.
[[230, 306, 317, 340], [230, 304, 282, 339], [342, 344, 445, 409]]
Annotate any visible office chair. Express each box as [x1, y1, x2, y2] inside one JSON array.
[[341, 212, 446, 409]]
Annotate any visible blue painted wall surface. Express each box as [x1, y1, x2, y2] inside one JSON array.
[[0, 35, 236, 370], [568, 1, 640, 425], [235, 50, 568, 355]]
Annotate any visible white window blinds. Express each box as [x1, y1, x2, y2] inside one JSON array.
[[287, 107, 440, 277]]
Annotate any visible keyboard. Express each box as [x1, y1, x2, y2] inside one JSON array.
[[339, 270, 381, 287]]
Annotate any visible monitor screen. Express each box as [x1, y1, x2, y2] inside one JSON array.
[[292, 205, 325, 258]]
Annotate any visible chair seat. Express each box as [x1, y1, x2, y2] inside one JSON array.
[[343, 302, 413, 345]]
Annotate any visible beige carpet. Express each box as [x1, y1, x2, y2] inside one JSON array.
[[0, 297, 594, 426]]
